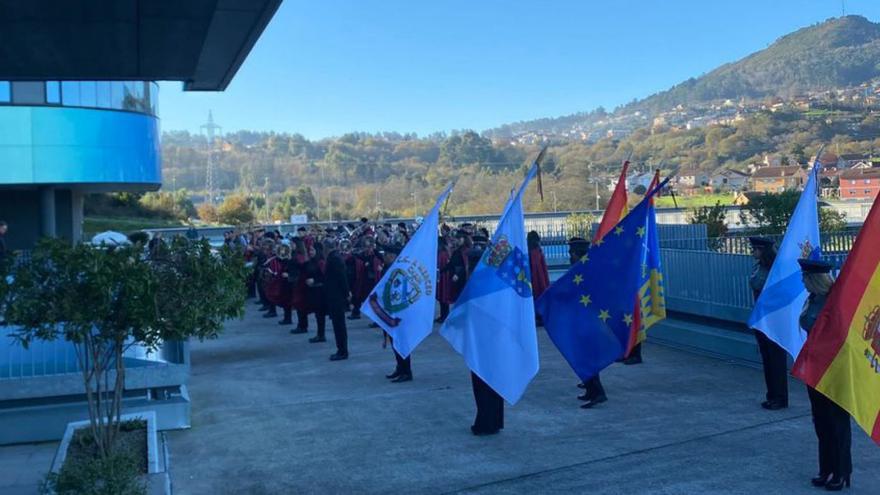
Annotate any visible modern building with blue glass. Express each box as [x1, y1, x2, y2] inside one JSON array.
[[0, 0, 282, 444], [0, 80, 161, 248]]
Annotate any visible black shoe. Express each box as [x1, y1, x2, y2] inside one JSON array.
[[368, 322, 379, 328], [278, 319, 292, 325], [263, 312, 278, 318], [347, 314, 361, 320], [623, 356, 643, 365], [761, 400, 788, 410], [308, 336, 326, 343], [391, 373, 412, 383], [580, 395, 608, 409], [386, 370, 401, 379], [811, 473, 831, 487], [470, 425, 500, 436], [329, 352, 349, 361], [824, 475, 850, 491], [290, 327, 308, 334], [577, 383, 586, 389]]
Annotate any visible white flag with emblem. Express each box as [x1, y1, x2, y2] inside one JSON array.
[[361, 184, 454, 358]]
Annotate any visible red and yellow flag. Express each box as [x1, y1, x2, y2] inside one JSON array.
[[793, 193, 880, 444], [593, 161, 629, 243]]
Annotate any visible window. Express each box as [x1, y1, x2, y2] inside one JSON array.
[[866, 179, 872, 185], [46, 81, 60, 104], [79, 81, 97, 107], [851, 180, 857, 185], [866, 190, 872, 195], [96, 81, 111, 108], [61, 81, 80, 105], [0, 81, 9, 102], [11, 81, 45, 104]]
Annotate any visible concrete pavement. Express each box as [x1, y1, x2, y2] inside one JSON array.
[[166, 306, 880, 494]]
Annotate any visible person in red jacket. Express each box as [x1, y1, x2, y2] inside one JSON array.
[[436, 235, 455, 323], [528, 231, 551, 327], [349, 237, 383, 320]]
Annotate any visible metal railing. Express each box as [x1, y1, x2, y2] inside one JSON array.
[[659, 228, 861, 254], [1, 325, 186, 380]]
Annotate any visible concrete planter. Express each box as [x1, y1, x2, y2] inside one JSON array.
[[49, 411, 171, 495]]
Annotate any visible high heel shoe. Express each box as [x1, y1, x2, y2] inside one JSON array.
[[811, 473, 830, 487], [824, 475, 850, 491]]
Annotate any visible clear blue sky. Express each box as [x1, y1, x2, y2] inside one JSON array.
[[158, 0, 880, 139]]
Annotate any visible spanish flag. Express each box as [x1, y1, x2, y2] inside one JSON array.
[[793, 193, 880, 444], [593, 161, 629, 243]]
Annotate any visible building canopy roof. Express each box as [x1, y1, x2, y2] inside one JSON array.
[[0, 0, 281, 91]]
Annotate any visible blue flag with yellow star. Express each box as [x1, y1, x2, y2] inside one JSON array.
[[536, 181, 667, 381]]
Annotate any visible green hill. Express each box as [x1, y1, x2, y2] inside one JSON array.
[[487, 16, 880, 136]]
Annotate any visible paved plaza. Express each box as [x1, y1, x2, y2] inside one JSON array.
[[3, 306, 879, 494], [166, 307, 877, 494]]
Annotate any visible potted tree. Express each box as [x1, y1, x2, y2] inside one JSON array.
[[1, 237, 247, 494]]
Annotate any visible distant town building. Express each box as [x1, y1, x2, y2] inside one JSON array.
[[839, 168, 880, 201], [750, 166, 807, 193], [676, 168, 710, 189], [710, 169, 750, 191]]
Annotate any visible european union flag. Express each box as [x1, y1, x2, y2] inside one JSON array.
[[536, 182, 666, 381]]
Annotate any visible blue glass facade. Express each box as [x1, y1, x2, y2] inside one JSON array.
[[0, 106, 160, 186]]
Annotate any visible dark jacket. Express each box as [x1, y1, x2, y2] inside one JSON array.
[[749, 262, 770, 301], [799, 293, 828, 334], [322, 250, 351, 313]]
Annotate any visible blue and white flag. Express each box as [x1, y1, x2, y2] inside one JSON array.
[[439, 165, 539, 404], [748, 161, 822, 358], [362, 184, 454, 358]]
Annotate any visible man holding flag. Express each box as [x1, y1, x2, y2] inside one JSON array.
[[361, 184, 455, 383], [440, 162, 541, 436], [748, 155, 822, 409], [576, 159, 629, 407], [537, 177, 669, 410]]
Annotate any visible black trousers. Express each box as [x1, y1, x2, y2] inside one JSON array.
[[393, 350, 412, 375], [629, 343, 642, 359], [583, 374, 606, 400], [317, 307, 348, 355], [471, 372, 504, 433], [807, 387, 852, 477], [439, 303, 450, 321], [755, 331, 789, 404], [296, 309, 309, 330]]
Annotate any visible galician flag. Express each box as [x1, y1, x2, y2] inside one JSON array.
[[440, 164, 540, 405], [793, 191, 880, 444], [748, 159, 822, 358], [361, 184, 454, 358]]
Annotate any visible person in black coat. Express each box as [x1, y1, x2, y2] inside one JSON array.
[[567, 237, 608, 409], [320, 238, 351, 361], [749, 236, 789, 410], [799, 259, 852, 491]]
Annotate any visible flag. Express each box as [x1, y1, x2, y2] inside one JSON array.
[[361, 184, 454, 358], [748, 161, 822, 358], [439, 165, 540, 404], [536, 179, 669, 381], [629, 177, 667, 350], [793, 193, 880, 444], [593, 160, 629, 243]]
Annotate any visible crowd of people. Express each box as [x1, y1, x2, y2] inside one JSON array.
[[227, 218, 552, 375]]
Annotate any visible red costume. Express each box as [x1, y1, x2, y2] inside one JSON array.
[[353, 251, 383, 305], [436, 248, 455, 305], [264, 256, 288, 308], [529, 246, 551, 300]]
